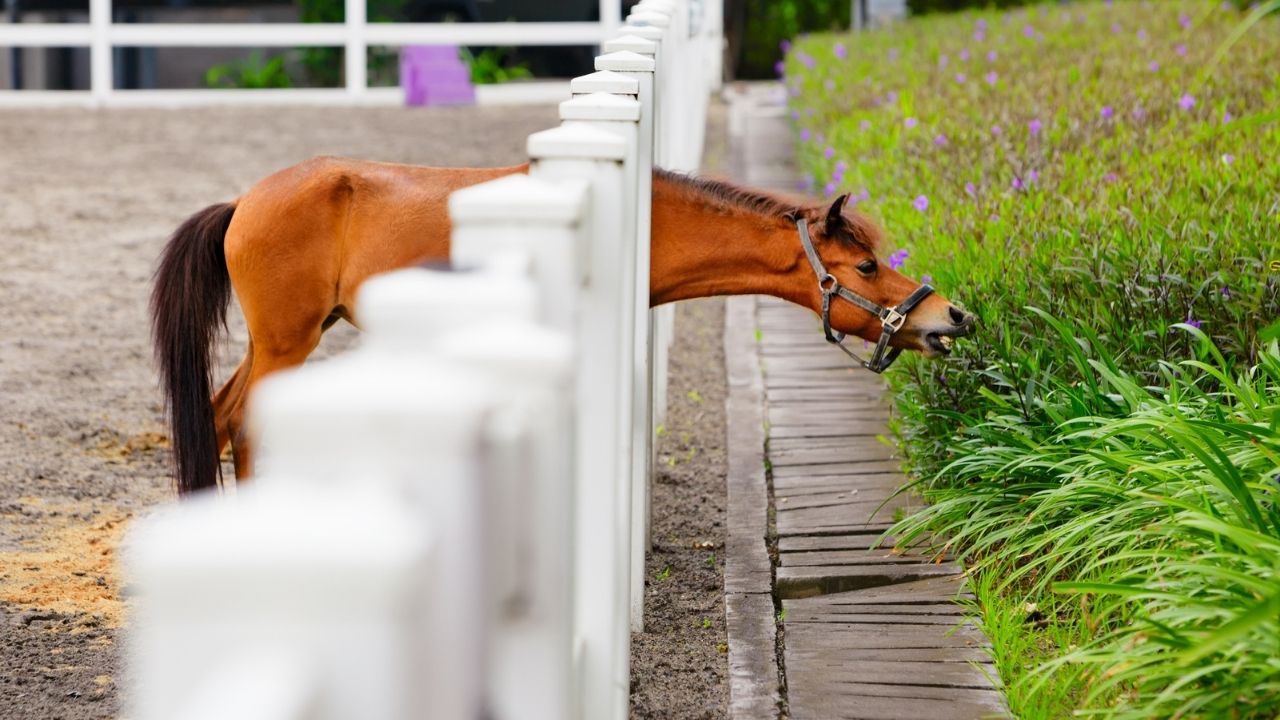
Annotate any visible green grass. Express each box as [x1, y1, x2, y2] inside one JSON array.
[[786, 1, 1280, 717]]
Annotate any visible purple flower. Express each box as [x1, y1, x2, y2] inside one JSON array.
[[1103, 172, 1119, 183], [824, 79, 835, 91], [1149, 60, 1160, 72], [958, 49, 971, 62], [1222, 154, 1235, 166], [859, 188, 870, 202], [904, 117, 918, 129], [1179, 93, 1197, 110], [790, 109, 800, 121], [985, 71, 999, 86], [1180, 14, 1192, 30], [987, 50, 998, 62], [816, 132, 825, 144], [974, 30, 986, 42], [859, 119, 872, 131], [798, 52, 816, 69], [1132, 106, 1146, 122], [1223, 109, 1233, 124], [1023, 24, 1036, 38], [1028, 119, 1042, 136], [888, 249, 910, 269], [1027, 169, 1039, 183], [780, 39, 792, 52], [834, 43, 848, 60], [775, 61, 786, 77], [886, 91, 899, 104], [1137, 28, 1148, 41], [1101, 105, 1114, 119], [991, 124, 1003, 137], [921, 274, 933, 285], [824, 181, 837, 195], [824, 146, 835, 159], [836, 160, 849, 172], [1176, 44, 1188, 57], [955, 73, 967, 84], [799, 128, 811, 142], [1111, 22, 1122, 34], [934, 133, 948, 147], [976, 18, 988, 31], [964, 182, 976, 196], [887, 48, 900, 61], [1185, 316, 1202, 330], [1220, 286, 1231, 298], [912, 195, 929, 212], [1012, 176, 1024, 190], [938, 54, 949, 68]]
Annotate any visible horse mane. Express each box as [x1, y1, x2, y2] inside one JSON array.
[[653, 168, 881, 252]]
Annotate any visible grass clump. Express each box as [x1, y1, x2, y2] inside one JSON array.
[[785, 1, 1280, 716]]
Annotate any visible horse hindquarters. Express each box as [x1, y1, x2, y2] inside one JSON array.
[[150, 202, 237, 496]]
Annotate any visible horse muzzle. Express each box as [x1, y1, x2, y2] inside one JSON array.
[[912, 306, 977, 358]]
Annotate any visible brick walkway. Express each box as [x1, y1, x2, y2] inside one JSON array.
[[722, 83, 1006, 720]]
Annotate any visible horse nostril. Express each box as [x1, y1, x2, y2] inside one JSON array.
[[948, 305, 967, 325]]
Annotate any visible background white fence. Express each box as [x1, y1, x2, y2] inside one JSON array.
[[0, 0, 724, 107], [125, 1, 720, 718]]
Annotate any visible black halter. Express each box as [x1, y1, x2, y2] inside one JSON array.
[[796, 218, 935, 374]]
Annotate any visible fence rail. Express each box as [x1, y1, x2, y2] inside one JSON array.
[[125, 1, 723, 718], [0, 0, 630, 104]]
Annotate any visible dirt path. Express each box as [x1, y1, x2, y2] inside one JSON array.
[[0, 104, 556, 720]]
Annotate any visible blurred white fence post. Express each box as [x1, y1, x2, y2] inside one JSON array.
[[448, 174, 589, 333], [527, 122, 632, 720], [344, 0, 367, 95], [357, 263, 577, 720], [586, 45, 657, 635]]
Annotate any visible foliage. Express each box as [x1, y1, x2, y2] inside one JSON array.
[[204, 51, 292, 89], [738, 0, 849, 79], [785, 1, 1280, 716], [460, 47, 533, 85], [907, 0, 1043, 15]]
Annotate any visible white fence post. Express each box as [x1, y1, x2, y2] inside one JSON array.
[[527, 122, 632, 720], [448, 174, 588, 334], [89, 0, 111, 103], [344, 0, 368, 95], [587, 45, 658, 635]]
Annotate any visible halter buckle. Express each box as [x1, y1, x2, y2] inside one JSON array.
[[818, 273, 838, 293], [881, 308, 906, 332]]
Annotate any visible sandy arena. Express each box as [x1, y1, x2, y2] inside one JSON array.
[[0, 104, 730, 719]]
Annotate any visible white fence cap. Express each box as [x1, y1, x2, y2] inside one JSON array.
[[633, 0, 676, 14], [435, 322, 573, 386], [449, 173, 587, 224], [602, 35, 658, 57], [356, 267, 539, 343], [570, 69, 640, 96], [595, 50, 658, 73], [619, 24, 664, 42], [559, 92, 642, 122], [127, 484, 433, 605], [627, 10, 671, 27], [527, 123, 628, 161]]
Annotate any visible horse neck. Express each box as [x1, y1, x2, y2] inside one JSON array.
[[649, 176, 812, 308]]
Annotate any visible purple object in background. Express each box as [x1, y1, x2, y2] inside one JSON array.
[[401, 46, 476, 107]]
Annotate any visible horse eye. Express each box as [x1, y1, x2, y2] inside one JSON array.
[[857, 259, 878, 274]]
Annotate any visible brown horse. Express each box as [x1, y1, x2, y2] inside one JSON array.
[[151, 156, 975, 496]]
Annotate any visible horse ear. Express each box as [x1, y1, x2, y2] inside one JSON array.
[[824, 195, 849, 235]]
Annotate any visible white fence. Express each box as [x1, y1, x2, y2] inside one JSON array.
[[124, 1, 720, 719], [0, 0, 724, 107]]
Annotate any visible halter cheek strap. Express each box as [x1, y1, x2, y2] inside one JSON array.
[[797, 218, 934, 373]]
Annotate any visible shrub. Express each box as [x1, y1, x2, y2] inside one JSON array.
[[785, 1, 1280, 715]]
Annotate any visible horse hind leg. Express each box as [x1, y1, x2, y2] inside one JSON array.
[[212, 341, 254, 480], [225, 320, 327, 482]]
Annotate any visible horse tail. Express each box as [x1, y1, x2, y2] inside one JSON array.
[[150, 202, 237, 496]]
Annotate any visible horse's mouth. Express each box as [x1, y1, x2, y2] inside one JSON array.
[[925, 333, 955, 356]]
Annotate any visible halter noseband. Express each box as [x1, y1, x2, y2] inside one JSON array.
[[796, 218, 935, 374]]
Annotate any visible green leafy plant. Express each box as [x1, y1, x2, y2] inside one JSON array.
[[786, 1, 1280, 716], [460, 47, 533, 85], [204, 51, 292, 89]]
